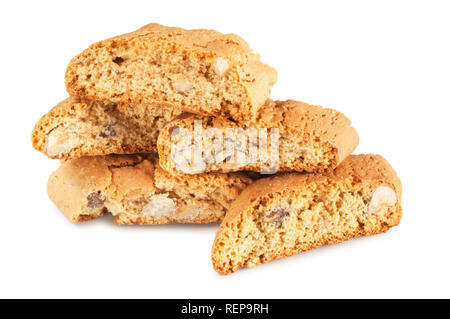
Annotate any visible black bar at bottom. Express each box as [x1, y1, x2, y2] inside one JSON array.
[[0, 299, 448, 317]]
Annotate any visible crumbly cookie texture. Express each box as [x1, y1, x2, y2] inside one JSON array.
[[65, 23, 277, 121], [158, 100, 359, 175], [32, 97, 181, 159], [47, 154, 253, 224], [211, 154, 402, 274]]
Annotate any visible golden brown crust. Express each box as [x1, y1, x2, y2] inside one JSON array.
[[255, 100, 359, 164], [212, 154, 402, 274], [108, 24, 252, 60], [32, 97, 181, 159], [65, 23, 277, 121], [333, 154, 402, 197], [157, 99, 359, 175], [47, 154, 253, 225]]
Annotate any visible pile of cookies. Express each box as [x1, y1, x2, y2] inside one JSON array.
[[32, 24, 402, 274]]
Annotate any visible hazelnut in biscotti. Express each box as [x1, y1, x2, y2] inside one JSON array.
[[211, 154, 402, 274], [47, 154, 253, 224], [157, 100, 359, 175], [65, 23, 277, 121], [31, 97, 182, 159]]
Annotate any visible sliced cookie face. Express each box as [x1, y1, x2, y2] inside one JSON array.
[[65, 23, 277, 122], [158, 100, 359, 175], [47, 154, 253, 224], [211, 154, 402, 274], [32, 97, 182, 159]]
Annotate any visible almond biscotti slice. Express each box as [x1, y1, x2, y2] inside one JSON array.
[[158, 100, 359, 175], [32, 97, 182, 159], [47, 154, 253, 224], [212, 154, 402, 274], [65, 23, 277, 121]]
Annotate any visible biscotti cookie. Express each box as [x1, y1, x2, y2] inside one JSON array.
[[32, 97, 182, 159], [158, 100, 359, 175], [211, 154, 402, 274], [65, 23, 277, 121], [47, 154, 253, 224]]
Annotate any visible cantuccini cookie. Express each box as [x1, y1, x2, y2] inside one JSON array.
[[32, 97, 181, 159], [158, 100, 359, 175], [47, 154, 253, 224], [211, 154, 402, 274], [65, 23, 277, 121]]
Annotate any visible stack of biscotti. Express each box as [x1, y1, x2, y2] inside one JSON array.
[[32, 23, 402, 274]]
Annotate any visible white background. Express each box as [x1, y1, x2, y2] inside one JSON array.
[[1, 0, 449, 298]]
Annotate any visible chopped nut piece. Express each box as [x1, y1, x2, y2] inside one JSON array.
[[112, 57, 125, 65], [263, 208, 290, 226], [142, 194, 177, 218], [368, 186, 397, 214], [215, 58, 229, 75], [168, 126, 180, 137], [87, 192, 104, 209], [99, 123, 117, 138], [172, 144, 206, 174], [173, 79, 193, 93], [46, 128, 81, 157]]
